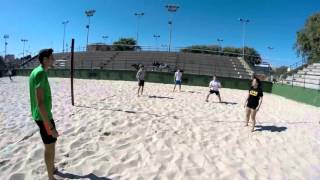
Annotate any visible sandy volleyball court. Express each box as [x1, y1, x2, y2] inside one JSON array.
[[0, 76, 319, 180]]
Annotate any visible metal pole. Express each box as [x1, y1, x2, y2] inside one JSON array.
[[217, 38, 223, 55], [239, 18, 249, 60], [70, 38, 75, 106], [134, 12, 144, 45], [21, 40, 27, 57], [166, 4, 179, 52], [292, 74, 294, 88], [63, 25, 66, 52], [242, 22, 245, 58], [136, 17, 139, 44], [86, 17, 91, 49], [4, 41, 6, 61], [304, 72, 306, 88], [218, 41, 221, 53], [3, 35, 9, 62], [85, 9, 96, 51], [169, 20, 172, 52], [153, 35, 160, 51], [62, 21, 69, 53]]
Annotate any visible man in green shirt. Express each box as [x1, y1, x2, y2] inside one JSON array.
[[29, 48, 58, 180]]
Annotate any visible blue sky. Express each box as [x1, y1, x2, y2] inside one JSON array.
[[0, 0, 319, 66]]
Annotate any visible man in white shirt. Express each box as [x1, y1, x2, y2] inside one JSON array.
[[136, 64, 146, 97], [173, 69, 182, 92], [8, 69, 13, 82], [206, 75, 222, 102]]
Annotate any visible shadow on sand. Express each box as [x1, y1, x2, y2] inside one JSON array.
[[148, 95, 174, 99], [255, 125, 287, 132], [55, 171, 111, 180], [212, 101, 238, 105], [75, 104, 161, 117]]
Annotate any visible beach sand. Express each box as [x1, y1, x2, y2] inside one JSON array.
[[0, 76, 319, 180]]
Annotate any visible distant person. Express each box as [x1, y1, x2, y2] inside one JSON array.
[[206, 75, 222, 103], [173, 69, 182, 92], [8, 69, 13, 81], [136, 64, 146, 97], [29, 48, 59, 180], [244, 77, 263, 132]]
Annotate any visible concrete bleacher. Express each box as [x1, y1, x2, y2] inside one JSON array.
[[178, 53, 251, 78], [285, 63, 320, 90], [111, 51, 178, 71], [22, 51, 117, 70], [20, 51, 252, 79]]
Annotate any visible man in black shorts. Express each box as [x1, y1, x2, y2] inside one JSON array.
[[29, 49, 58, 180], [136, 64, 145, 97], [206, 76, 222, 102]]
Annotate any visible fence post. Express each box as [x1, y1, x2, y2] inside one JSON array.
[[304, 72, 306, 88], [291, 74, 294, 88]]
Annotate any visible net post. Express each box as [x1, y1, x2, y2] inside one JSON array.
[[70, 39, 75, 106]]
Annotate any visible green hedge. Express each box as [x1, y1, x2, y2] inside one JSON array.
[[15, 69, 273, 92], [272, 84, 320, 107]]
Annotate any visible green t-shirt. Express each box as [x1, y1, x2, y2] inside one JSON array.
[[29, 65, 52, 121]]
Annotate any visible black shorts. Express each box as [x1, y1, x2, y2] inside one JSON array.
[[209, 90, 220, 96], [247, 102, 259, 110], [138, 80, 145, 86], [35, 119, 57, 144]]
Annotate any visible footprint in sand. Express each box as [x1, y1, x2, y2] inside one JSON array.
[[103, 132, 111, 136], [0, 159, 10, 166]]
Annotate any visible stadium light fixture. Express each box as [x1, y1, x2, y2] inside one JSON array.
[[165, 4, 179, 52], [85, 9, 96, 49], [134, 12, 144, 45], [239, 18, 250, 59]]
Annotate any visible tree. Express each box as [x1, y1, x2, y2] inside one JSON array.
[[181, 45, 262, 66], [112, 38, 141, 51], [272, 66, 288, 77], [243, 47, 262, 66], [221, 46, 241, 57], [181, 45, 220, 55], [295, 13, 320, 64]]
